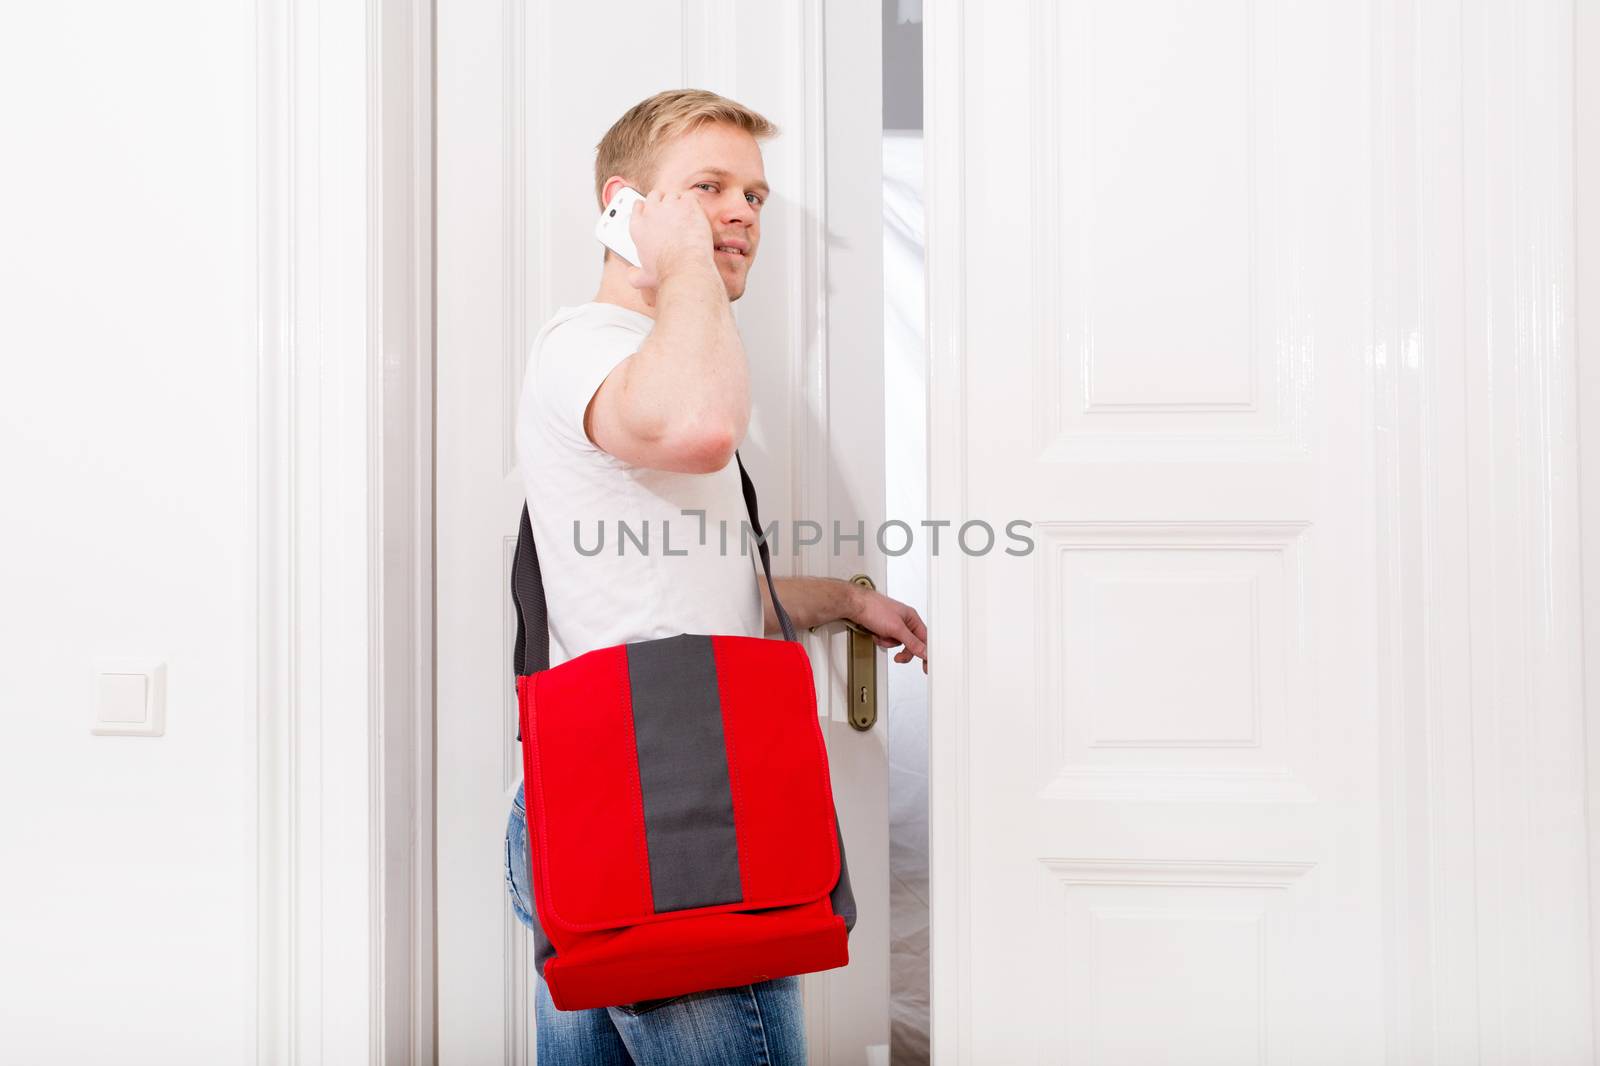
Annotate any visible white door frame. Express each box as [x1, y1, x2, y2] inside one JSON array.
[[254, 0, 892, 1059], [253, 0, 434, 1061], [431, 1, 889, 1059]]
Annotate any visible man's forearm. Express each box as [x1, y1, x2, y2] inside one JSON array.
[[621, 261, 750, 450], [758, 575, 860, 635]]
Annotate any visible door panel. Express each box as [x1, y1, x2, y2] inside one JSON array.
[[929, 1, 1383, 1061]]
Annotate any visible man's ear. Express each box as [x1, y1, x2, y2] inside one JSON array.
[[602, 174, 649, 207], [600, 176, 632, 208]]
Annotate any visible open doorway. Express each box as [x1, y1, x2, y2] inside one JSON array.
[[435, 3, 898, 1060], [883, 0, 929, 1061]]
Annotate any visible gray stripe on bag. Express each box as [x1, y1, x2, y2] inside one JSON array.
[[625, 633, 744, 912]]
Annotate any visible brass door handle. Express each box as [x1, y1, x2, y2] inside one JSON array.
[[808, 574, 878, 731]]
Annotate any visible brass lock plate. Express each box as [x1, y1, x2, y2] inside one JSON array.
[[845, 574, 877, 731]]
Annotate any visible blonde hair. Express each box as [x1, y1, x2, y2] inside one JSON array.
[[593, 88, 779, 211]]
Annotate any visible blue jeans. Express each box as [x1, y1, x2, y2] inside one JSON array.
[[505, 783, 808, 1065]]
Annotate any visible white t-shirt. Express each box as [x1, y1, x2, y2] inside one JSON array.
[[514, 301, 766, 668]]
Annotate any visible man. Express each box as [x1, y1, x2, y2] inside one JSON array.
[[505, 89, 928, 1064]]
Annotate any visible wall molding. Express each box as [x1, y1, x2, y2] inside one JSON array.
[[255, 0, 380, 1054], [255, 0, 433, 1061], [1373, 0, 1592, 1059]]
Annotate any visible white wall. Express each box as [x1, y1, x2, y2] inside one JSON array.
[[0, 4, 258, 1062]]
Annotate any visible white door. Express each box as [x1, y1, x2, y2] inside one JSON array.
[[436, 2, 889, 1062], [928, 1, 1385, 1061]]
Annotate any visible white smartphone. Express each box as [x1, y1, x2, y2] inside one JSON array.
[[595, 186, 645, 267]]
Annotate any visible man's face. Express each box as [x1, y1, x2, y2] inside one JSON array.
[[643, 122, 769, 301]]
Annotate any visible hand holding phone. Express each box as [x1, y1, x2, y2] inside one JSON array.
[[595, 187, 716, 291]]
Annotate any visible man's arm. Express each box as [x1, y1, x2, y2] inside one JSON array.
[[585, 239, 749, 472], [759, 575, 930, 673], [758, 575, 855, 634]]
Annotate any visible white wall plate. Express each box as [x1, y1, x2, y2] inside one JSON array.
[[92, 658, 166, 737]]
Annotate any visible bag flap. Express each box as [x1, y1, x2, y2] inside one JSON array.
[[518, 633, 840, 934]]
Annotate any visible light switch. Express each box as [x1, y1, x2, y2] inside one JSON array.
[[93, 659, 166, 736], [99, 674, 147, 722]]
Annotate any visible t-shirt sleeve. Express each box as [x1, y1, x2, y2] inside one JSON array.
[[533, 317, 645, 453]]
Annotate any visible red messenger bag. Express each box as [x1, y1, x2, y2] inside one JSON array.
[[509, 450, 857, 1011]]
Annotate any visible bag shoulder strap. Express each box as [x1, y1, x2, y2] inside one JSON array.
[[512, 449, 797, 680]]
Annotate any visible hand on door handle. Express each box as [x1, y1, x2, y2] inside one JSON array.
[[823, 575, 929, 675], [804, 575, 929, 730]]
